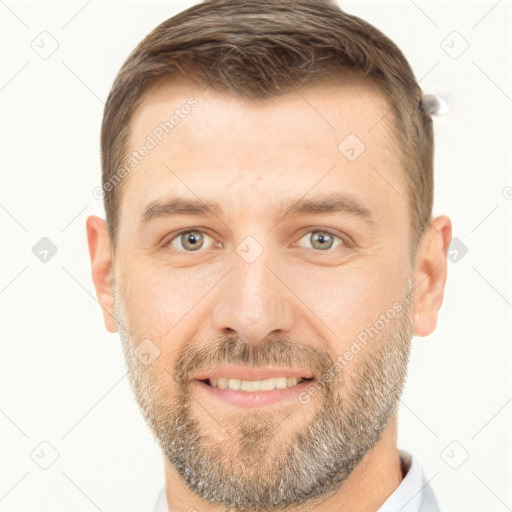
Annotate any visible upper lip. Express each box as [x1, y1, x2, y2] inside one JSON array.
[[194, 366, 315, 381]]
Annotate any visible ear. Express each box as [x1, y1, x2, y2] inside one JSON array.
[[85, 215, 117, 333], [412, 215, 452, 337]]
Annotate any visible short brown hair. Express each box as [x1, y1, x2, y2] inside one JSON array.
[[101, 0, 434, 252]]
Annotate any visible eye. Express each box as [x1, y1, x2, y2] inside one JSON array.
[[162, 228, 349, 253], [163, 229, 219, 252], [296, 230, 348, 251]]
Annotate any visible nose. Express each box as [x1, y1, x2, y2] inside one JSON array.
[[212, 244, 294, 345]]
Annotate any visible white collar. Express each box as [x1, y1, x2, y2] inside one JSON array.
[[152, 485, 167, 512], [377, 449, 440, 512], [152, 449, 440, 512]]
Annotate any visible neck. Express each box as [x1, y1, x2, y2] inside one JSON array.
[[162, 413, 403, 512]]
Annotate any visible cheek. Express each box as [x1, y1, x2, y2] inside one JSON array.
[[290, 258, 409, 346], [119, 277, 191, 377], [119, 262, 220, 346]]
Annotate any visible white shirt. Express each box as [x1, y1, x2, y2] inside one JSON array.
[[152, 449, 440, 512]]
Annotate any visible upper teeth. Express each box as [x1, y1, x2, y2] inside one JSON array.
[[209, 377, 305, 391]]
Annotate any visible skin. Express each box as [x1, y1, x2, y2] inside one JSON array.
[[86, 71, 451, 512]]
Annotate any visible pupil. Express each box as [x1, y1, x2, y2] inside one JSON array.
[[183, 231, 203, 250], [313, 232, 333, 249]]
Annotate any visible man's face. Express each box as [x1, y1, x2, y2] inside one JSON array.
[[112, 73, 415, 510]]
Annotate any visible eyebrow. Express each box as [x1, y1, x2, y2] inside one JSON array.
[[277, 192, 375, 223], [141, 192, 376, 227]]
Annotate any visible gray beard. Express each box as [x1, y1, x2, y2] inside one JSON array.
[[114, 281, 413, 512]]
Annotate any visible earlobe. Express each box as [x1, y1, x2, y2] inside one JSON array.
[[412, 215, 452, 337], [85, 215, 118, 333]]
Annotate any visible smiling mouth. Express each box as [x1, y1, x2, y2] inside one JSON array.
[[200, 376, 315, 392]]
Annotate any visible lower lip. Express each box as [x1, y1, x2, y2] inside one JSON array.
[[194, 379, 313, 408]]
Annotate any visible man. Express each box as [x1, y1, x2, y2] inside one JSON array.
[[86, 0, 451, 510]]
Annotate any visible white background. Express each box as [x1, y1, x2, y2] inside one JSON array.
[[1, 0, 511, 511]]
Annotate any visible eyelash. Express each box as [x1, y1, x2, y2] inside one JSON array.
[[162, 228, 352, 253]]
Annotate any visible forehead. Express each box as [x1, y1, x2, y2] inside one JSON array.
[[119, 72, 406, 232]]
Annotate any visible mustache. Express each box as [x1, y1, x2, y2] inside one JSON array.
[[173, 335, 334, 386]]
